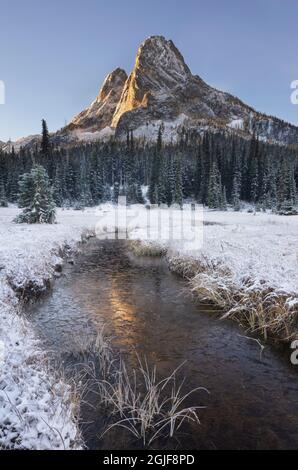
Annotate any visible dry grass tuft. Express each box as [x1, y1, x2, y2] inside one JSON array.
[[130, 240, 298, 342], [95, 356, 207, 447], [129, 240, 167, 257], [188, 267, 298, 342], [74, 332, 207, 448]]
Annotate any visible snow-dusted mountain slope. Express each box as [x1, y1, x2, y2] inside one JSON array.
[[60, 35, 298, 145], [1, 135, 41, 153], [4, 35, 298, 148]]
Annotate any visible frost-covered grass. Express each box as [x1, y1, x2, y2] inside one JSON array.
[[191, 211, 298, 341], [129, 240, 167, 257], [0, 300, 80, 449], [98, 357, 206, 447], [0, 206, 97, 449], [1, 204, 297, 448], [88, 203, 298, 340], [78, 336, 206, 448], [126, 207, 298, 342]]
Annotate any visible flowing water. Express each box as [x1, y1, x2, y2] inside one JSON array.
[[28, 239, 298, 450]]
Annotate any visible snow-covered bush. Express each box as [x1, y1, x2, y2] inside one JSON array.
[[276, 201, 298, 216], [15, 165, 56, 224]]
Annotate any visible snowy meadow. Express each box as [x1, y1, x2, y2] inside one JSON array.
[[0, 205, 297, 449]]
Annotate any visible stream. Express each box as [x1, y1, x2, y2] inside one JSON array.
[[28, 239, 298, 450]]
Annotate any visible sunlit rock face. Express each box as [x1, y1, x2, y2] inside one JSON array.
[[28, 35, 298, 146], [111, 36, 298, 145], [111, 36, 191, 127], [6, 36, 298, 151], [66, 68, 128, 133]]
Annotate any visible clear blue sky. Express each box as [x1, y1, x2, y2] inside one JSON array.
[[0, 0, 297, 141]]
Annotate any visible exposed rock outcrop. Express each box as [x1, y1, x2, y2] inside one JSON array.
[[66, 67, 127, 133], [5, 36, 298, 148]]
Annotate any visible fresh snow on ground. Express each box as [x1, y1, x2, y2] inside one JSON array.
[[0, 205, 297, 448], [95, 203, 298, 297], [0, 207, 97, 449], [198, 210, 298, 296], [126, 205, 298, 339]]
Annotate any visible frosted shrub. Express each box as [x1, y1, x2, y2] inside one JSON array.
[[15, 165, 56, 224]]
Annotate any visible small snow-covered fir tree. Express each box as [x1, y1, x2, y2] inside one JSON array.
[[126, 182, 136, 204], [15, 165, 56, 224], [165, 158, 175, 206], [173, 157, 183, 207], [102, 184, 112, 203], [232, 170, 241, 211], [93, 168, 104, 203], [113, 182, 120, 204], [148, 152, 160, 204], [53, 165, 64, 207], [207, 162, 222, 209], [0, 180, 8, 207], [277, 159, 297, 215], [157, 171, 167, 205], [136, 182, 145, 204], [221, 186, 228, 211]]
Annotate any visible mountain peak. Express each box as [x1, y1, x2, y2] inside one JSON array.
[[111, 36, 191, 127], [66, 67, 127, 133], [97, 68, 127, 102], [136, 35, 191, 77], [61, 35, 298, 146]]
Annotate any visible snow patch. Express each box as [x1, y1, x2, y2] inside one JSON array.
[[228, 118, 244, 130], [131, 114, 189, 142], [1, 204, 297, 448], [72, 127, 114, 142], [0, 207, 99, 449]]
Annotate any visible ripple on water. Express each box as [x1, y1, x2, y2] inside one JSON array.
[[28, 239, 298, 450]]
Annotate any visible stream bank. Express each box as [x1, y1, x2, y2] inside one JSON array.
[[27, 238, 298, 450]]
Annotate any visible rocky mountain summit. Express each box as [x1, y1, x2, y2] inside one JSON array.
[[4, 35, 298, 149], [66, 68, 127, 134], [63, 35, 298, 145]]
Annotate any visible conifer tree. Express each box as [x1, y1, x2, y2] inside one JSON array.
[[232, 169, 241, 211], [113, 181, 120, 204], [200, 133, 211, 204], [0, 180, 8, 207], [165, 157, 175, 206], [174, 156, 183, 207], [246, 135, 259, 202], [16, 165, 56, 223], [194, 149, 201, 201], [53, 165, 63, 206], [207, 162, 222, 209], [102, 184, 111, 202], [41, 119, 50, 157], [148, 125, 163, 204], [277, 159, 297, 214], [0, 122, 297, 214], [221, 186, 228, 211], [136, 182, 145, 204], [157, 158, 167, 205]]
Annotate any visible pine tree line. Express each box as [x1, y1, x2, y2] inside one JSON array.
[[0, 122, 297, 213]]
